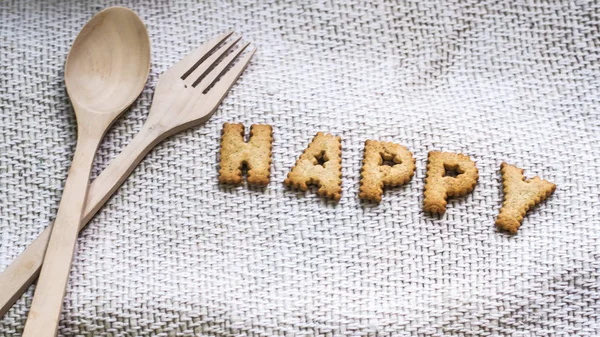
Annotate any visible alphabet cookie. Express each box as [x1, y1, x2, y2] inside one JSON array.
[[359, 140, 416, 202], [284, 132, 342, 200], [218, 123, 273, 186], [496, 162, 556, 234], [423, 151, 479, 214]]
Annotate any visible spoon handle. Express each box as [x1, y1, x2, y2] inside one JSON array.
[[21, 132, 105, 337], [0, 124, 165, 319]]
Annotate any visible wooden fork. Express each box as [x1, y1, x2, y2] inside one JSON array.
[[0, 31, 256, 319]]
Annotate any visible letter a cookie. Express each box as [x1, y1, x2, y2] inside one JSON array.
[[218, 123, 273, 186], [359, 140, 416, 202], [423, 151, 479, 214], [284, 132, 342, 200], [496, 162, 556, 234]]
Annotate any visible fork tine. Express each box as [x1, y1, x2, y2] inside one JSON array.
[[196, 43, 251, 93], [180, 31, 234, 80], [204, 46, 256, 96], [186, 36, 242, 86]]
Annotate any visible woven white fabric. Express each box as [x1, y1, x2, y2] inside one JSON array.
[[1, 0, 599, 336]]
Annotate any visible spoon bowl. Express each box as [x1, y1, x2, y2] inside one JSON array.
[[65, 7, 150, 114]]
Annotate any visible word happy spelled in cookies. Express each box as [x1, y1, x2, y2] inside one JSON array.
[[218, 123, 555, 234]]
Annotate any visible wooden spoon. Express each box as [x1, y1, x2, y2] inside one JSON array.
[[22, 7, 150, 336]]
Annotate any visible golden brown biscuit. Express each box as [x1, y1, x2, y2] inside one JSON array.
[[496, 162, 556, 234], [218, 123, 273, 186], [359, 140, 416, 202], [423, 151, 479, 214], [284, 132, 342, 200]]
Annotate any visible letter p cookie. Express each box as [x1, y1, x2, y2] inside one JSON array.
[[359, 140, 416, 202], [423, 151, 479, 214]]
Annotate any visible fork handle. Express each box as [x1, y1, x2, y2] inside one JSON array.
[[0, 124, 166, 320]]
